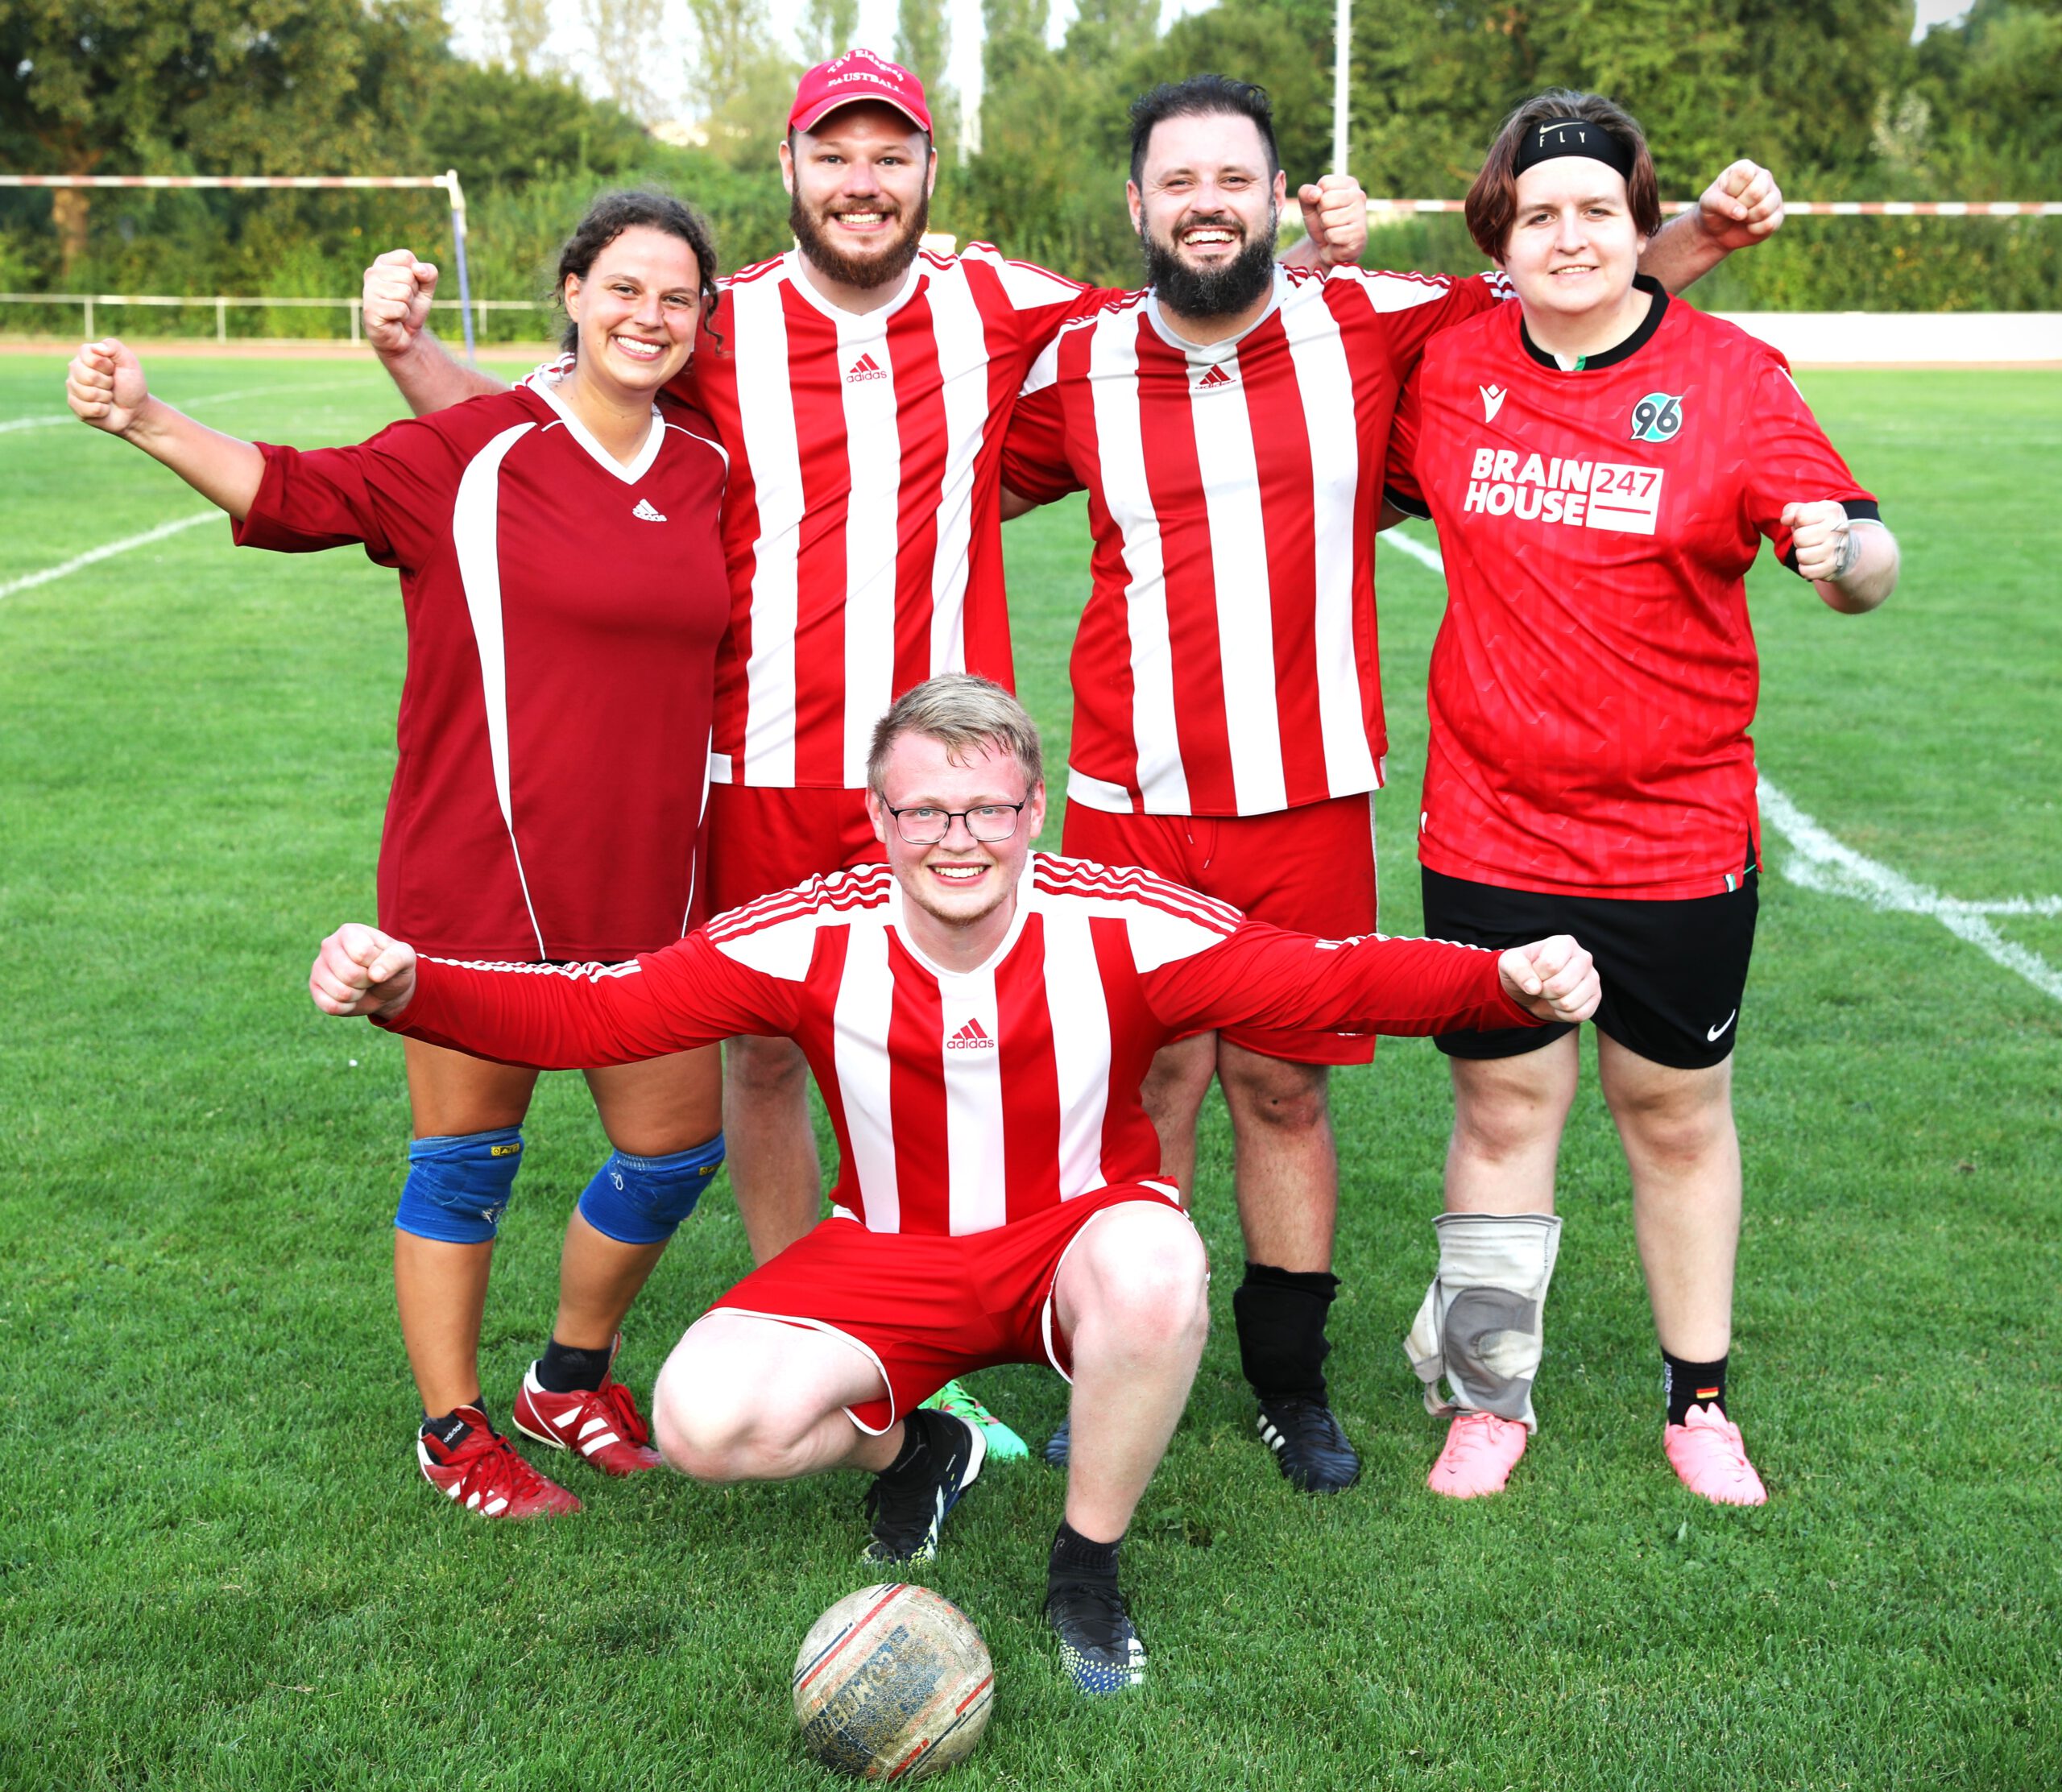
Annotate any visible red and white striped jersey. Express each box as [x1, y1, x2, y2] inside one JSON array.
[[387, 855, 1529, 1235], [665, 246, 1114, 792], [1004, 265, 1505, 819]]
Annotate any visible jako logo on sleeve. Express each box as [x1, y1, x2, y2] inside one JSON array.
[[1462, 446, 1665, 536]]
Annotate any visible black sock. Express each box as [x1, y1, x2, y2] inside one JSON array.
[[1233, 1262, 1339, 1405], [536, 1337, 613, 1393], [420, 1404, 487, 1450], [1662, 1351, 1729, 1426], [879, 1409, 938, 1480], [1048, 1518, 1122, 1592]]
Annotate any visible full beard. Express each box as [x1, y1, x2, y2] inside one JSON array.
[[789, 188, 930, 290], [1141, 208, 1279, 322]]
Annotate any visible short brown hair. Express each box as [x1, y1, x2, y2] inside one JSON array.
[[866, 674, 1044, 797], [1464, 89, 1662, 262]]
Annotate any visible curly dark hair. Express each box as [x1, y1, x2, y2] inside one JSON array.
[[552, 189, 721, 355]]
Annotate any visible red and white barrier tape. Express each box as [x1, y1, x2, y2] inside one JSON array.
[[1368, 198, 2061, 217]]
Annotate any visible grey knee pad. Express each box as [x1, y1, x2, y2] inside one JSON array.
[[1402, 1212, 1562, 1431]]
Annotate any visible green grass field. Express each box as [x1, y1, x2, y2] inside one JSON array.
[[2, 354, 2056, 1790]]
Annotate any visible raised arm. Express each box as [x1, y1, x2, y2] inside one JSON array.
[[1282, 173, 1369, 270], [1638, 159, 1784, 295], [362, 249, 510, 416], [67, 338, 265, 519], [310, 923, 790, 1067], [1142, 920, 1597, 1041]]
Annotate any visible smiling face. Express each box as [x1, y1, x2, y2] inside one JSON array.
[[781, 102, 937, 292], [1498, 158, 1647, 325], [867, 731, 1045, 969], [562, 226, 704, 393], [1128, 110, 1286, 321]]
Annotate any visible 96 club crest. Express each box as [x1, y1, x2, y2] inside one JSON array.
[[1629, 392, 1684, 442]]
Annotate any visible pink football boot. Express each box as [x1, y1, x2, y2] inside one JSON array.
[[1426, 1409, 1529, 1498], [1663, 1403, 1768, 1506]]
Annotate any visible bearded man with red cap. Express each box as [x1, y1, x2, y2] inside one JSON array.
[[351, 48, 1373, 1478]]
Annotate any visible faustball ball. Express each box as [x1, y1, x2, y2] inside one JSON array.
[[792, 1583, 995, 1780]]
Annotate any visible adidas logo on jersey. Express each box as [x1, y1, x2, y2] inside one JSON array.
[[1193, 363, 1236, 390], [945, 1017, 995, 1050], [847, 354, 888, 384], [631, 498, 667, 522]]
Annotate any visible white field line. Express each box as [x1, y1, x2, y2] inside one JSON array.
[[0, 377, 367, 434], [0, 511, 217, 602], [1383, 526, 2062, 1004]]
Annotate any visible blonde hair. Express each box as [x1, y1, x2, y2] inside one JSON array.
[[866, 674, 1043, 797]]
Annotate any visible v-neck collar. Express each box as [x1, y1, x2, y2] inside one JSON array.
[[783, 246, 924, 329], [885, 858, 1034, 982], [530, 372, 665, 484], [1145, 267, 1287, 362]]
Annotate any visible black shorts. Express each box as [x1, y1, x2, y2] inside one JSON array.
[[1422, 865, 1758, 1070]]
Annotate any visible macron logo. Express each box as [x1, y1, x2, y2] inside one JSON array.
[[1480, 384, 1507, 423], [631, 498, 667, 523], [847, 354, 888, 385], [1194, 363, 1236, 390], [946, 1017, 995, 1050]]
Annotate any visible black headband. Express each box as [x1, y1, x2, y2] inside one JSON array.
[[1513, 117, 1637, 182]]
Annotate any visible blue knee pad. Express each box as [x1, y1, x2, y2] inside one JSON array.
[[577, 1135, 725, 1246], [395, 1127, 524, 1244]]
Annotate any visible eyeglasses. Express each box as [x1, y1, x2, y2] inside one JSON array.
[[884, 802, 1028, 846]]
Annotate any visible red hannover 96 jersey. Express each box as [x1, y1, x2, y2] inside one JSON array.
[[657, 246, 1118, 793], [236, 379, 730, 961], [1385, 281, 1879, 898], [387, 855, 1531, 1235], [1002, 266, 1505, 820]]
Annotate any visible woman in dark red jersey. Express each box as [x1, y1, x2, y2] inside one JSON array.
[[1384, 93, 1898, 1507], [67, 192, 737, 1520]]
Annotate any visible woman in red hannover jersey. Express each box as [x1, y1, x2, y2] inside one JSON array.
[[67, 192, 738, 1521], [1383, 92, 1898, 1507]]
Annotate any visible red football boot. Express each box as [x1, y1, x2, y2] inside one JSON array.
[[417, 1406, 582, 1519], [513, 1339, 665, 1477]]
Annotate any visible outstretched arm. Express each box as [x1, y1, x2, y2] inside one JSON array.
[[68, 339, 264, 519], [362, 249, 510, 416], [1143, 920, 1598, 1041], [309, 923, 792, 1067], [1638, 159, 1784, 294]]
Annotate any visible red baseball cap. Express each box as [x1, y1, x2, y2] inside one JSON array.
[[789, 48, 932, 136]]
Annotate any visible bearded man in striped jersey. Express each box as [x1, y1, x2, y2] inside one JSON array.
[[1001, 76, 1782, 1491], [310, 675, 1598, 1692]]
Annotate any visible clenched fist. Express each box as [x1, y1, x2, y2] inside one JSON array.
[[1298, 173, 1368, 267], [67, 337, 150, 435], [1497, 935, 1600, 1025], [310, 923, 419, 1019], [362, 248, 439, 357]]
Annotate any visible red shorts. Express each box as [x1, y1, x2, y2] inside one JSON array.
[[704, 784, 887, 915], [1062, 793, 1381, 1064], [708, 1183, 1187, 1434]]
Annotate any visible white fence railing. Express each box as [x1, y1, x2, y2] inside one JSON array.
[[0, 292, 551, 342]]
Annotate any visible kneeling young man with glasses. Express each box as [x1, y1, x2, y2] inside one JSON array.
[[308, 675, 1596, 1693]]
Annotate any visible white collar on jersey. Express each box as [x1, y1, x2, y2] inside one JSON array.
[[784, 246, 925, 326], [884, 855, 1037, 982], [528, 369, 668, 485], [1143, 265, 1290, 362]]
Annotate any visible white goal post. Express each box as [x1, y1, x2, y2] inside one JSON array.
[[0, 172, 480, 362]]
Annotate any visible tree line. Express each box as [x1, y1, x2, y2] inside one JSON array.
[[2, 0, 2055, 333]]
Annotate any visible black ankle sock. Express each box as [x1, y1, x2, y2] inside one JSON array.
[[1662, 1351, 1729, 1426], [536, 1337, 612, 1393], [1233, 1262, 1339, 1405], [420, 1404, 487, 1449], [1048, 1519, 1122, 1591]]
